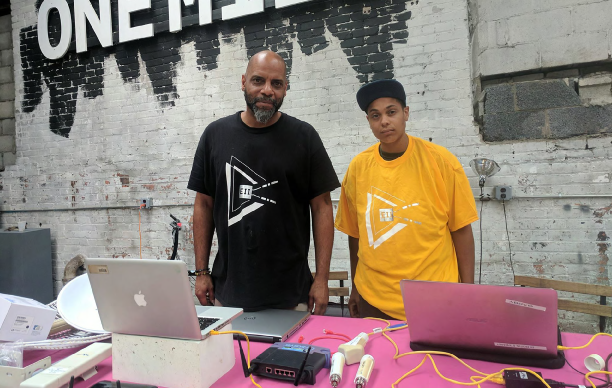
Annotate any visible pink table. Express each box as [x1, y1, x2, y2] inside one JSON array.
[[23, 316, 612, 388]]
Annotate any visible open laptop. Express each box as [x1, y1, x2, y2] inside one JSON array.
[[401, 280, 565, 368], [85, 258, 242, 340], [231, 309, 311, 343]]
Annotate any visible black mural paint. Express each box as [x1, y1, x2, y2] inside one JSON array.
[[20, 0, 412, 137], [115, 42, 141, 84], [240, 11, 298, 82], [138, 33, 182, 108], [20, 26, 44, 114], [20, 26, 106, 138], [189, 24, 221, 72]]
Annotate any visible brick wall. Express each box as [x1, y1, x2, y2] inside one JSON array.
[[470, 0, 612, 77], [470, 0, 612, 144], [481, 73, 612, 142], [0, 13, 15, 170], [1, 0, 611, 333]]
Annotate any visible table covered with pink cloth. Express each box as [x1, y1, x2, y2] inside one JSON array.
[[23, 315, 612, 388]]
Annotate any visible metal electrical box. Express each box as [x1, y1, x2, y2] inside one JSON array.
[[495, 186, 513, 201]]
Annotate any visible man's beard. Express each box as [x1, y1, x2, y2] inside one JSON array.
[[244, 90, 283, 124]]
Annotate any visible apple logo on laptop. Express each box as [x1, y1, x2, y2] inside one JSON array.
[[134, 291, 147, 307]]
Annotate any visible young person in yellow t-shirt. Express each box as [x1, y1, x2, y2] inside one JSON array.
[[334, 79, 478, 320]]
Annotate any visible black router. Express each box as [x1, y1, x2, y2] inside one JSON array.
[[239, 341, 331, 385]]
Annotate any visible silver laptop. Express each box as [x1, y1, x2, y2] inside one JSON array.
[[86, 258, 242, 340], [231, 309, 310, 343], [401, 280, 559, 358]]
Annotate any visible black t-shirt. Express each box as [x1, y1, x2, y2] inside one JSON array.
[[187, 112, 340, 311]]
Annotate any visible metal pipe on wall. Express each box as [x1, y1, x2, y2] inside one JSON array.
[[2, 194, 612, 214]]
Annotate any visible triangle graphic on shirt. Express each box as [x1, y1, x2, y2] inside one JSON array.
[[365, 187, 421, 249], [227, 156, 277, 227]]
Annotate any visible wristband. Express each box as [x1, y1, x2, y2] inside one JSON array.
[[194, 268, 211, 276]]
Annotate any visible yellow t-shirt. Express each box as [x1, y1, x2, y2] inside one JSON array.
[[334, 135, 478, 320]]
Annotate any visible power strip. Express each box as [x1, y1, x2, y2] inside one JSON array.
[[20, 343, 111, 388]]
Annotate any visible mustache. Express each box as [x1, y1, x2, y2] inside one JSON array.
[[251, 96, 278, 106]]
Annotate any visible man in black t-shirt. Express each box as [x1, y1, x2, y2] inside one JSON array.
[[187, 50, 340, 314]]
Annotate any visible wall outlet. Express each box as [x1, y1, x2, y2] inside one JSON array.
[[495, 186, 512, 201], [140, 198, 153, 209]]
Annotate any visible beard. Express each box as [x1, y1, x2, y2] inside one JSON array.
[[244, 90, 284, 124]]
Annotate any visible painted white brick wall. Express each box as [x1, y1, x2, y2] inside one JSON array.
[[1, 0, 611, 333], [471, 0, 612, 76]]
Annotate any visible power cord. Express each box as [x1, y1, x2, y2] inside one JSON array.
[[363, 317, 546, 388], [138, 203, 146, 259], [557, 352, 612, 387], [478, 187, 486, 284], [501, 199, 515, 282], [559, 333, 612, 350], [363, 318, 612, 388], [210, 329, 262, 388], [606, 353, 612, 387]]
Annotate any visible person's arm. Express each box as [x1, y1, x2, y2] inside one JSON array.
[[348, 236, 360, 318], [308, 192, 333, 315], [451, 224, 475, 284], [193, 192, 216, 305]]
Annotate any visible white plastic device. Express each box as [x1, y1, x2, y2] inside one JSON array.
[[337, 332, 368, 365], [354, 354, 375, 388], [329, 352, 345, 387], [0, 357, 51, 388], [584, 354, 605, 372], [20, 342, 111, 388]]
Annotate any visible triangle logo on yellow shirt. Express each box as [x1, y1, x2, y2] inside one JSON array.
[[365, 187, 422, 249]]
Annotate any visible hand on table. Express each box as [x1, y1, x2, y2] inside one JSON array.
[[308, 278, 329, 315], [195, 274, 214, 306], [349, 287, 360, 318]]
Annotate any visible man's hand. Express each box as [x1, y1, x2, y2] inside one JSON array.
[[308, 278, 329, 315], [193, 192, 216, 305], [195, 274, 215, 306], [309, 192, 333, 315], [347, 236, 360, 318], [348, 287, 360, 318]]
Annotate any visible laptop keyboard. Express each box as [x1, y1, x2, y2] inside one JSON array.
[[198, 317, 220, 330]]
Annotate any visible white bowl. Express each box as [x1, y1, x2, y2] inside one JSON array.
[[57, 274, 108, 334]]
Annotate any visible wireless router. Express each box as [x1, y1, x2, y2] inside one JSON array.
[[240, 341, 330, 385]]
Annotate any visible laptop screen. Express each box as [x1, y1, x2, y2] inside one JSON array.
[[401, 280, 558, 358]]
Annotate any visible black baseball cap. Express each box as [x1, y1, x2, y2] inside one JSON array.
[[356, 79, 406, 112]]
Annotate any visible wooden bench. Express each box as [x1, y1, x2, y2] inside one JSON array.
[[514, 275, 612, 332], [313, 271, 350, 316]]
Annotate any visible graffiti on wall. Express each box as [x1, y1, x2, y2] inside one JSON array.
[[20, 0, 412, 137]]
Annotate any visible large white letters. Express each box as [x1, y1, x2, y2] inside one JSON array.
[[198, 0, 213, 26], [274, 0, 311, 8], [169, 0, 194, 32], [75, 0, 112, 53], [118, 0, 154, 43], [221, 0, 264, 21], [38, 0, 314, 59], [169, 0, 212, 33], [38, 0, 73, 60]]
